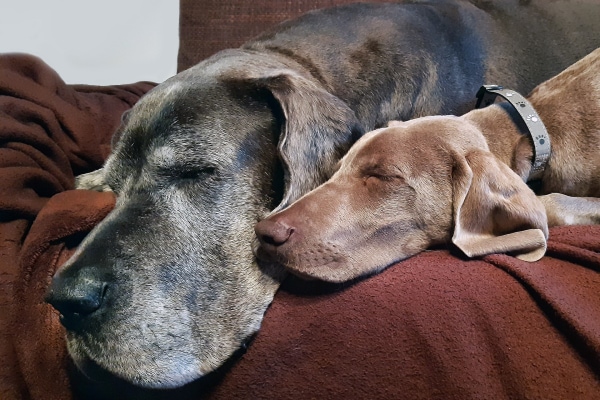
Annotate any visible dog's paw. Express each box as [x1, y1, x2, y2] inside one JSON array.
[[75, 169, 112, 192], [539, 193, 600, 226]]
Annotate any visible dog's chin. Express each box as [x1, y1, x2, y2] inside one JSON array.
[[65, 334, 218, 389], [285, 258, 362, 283], [284, 245, 421, 284]]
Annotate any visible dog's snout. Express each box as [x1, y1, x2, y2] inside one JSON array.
[[255, 219, 295, 246], [45, 271, 108, 329]]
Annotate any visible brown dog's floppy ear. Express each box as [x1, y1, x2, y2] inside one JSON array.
[[451, 149, 548, 261], [256, 70, 362, 211]]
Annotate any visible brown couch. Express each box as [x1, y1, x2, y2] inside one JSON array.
[[1, 1, 599, 399]]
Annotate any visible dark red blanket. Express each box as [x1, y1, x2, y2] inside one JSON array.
[[1, 54, 599, 400], [209, 233, 600, 399], [0, 53, 155, 399]]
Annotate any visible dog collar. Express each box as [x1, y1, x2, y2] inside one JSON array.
[[475, 85, 551, 182]]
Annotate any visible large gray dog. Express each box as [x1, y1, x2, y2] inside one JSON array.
[[45, 0, 600, 390]]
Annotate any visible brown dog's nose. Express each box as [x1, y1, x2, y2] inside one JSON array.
[[255, 219, 295, 246]]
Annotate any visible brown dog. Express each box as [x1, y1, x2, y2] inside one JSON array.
[[254, 48, 600, 283]]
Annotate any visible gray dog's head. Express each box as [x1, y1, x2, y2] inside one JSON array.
[[45, 50, 361, 388]]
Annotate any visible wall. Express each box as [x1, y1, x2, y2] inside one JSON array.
[[0, 0, 179, 85]]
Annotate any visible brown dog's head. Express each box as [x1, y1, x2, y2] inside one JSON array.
[[254, 117, 548, 283]]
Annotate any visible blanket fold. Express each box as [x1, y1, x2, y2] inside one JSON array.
[[1, 53, 599, 400], [202, 233, 600, 400], [0, 53, 155, 400]]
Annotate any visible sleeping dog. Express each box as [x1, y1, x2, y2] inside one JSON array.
[[254, 47, 600, 283], [46, 1, 600, 389]]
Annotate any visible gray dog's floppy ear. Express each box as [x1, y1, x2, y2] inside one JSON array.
[[451, 149, 548, 262], [255, 70, 362, 212]]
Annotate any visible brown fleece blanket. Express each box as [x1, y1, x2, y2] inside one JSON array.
[[1, 54, 599, 400], [0, 53, 155, 399]]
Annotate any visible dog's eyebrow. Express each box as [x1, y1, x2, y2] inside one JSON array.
[[148, 145, 221, 171], [149, 146, 177, 165], [360, 163, 404, 177]]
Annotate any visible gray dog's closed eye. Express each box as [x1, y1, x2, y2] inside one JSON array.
[[45, 1, 600, 390]]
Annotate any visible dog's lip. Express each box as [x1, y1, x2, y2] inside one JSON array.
[[252, 235, 284, 262], [59, 313, 85, 331], [59, 312, 105, 334], [57, 305, 106, 333], [253, 242, 282, 263]]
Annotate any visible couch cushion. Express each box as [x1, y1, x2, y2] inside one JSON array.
[[177, 0, 390, 71]]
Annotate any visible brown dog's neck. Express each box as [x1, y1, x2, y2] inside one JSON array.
[[464, 103, 536, 182], [464, 48, 600, 198]]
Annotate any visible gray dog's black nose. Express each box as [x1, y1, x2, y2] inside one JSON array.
[[45, 272, 108, 328]]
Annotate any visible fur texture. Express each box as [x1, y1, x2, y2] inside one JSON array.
[[45, 1, 600, 388], [255, 48, 600, 283]]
